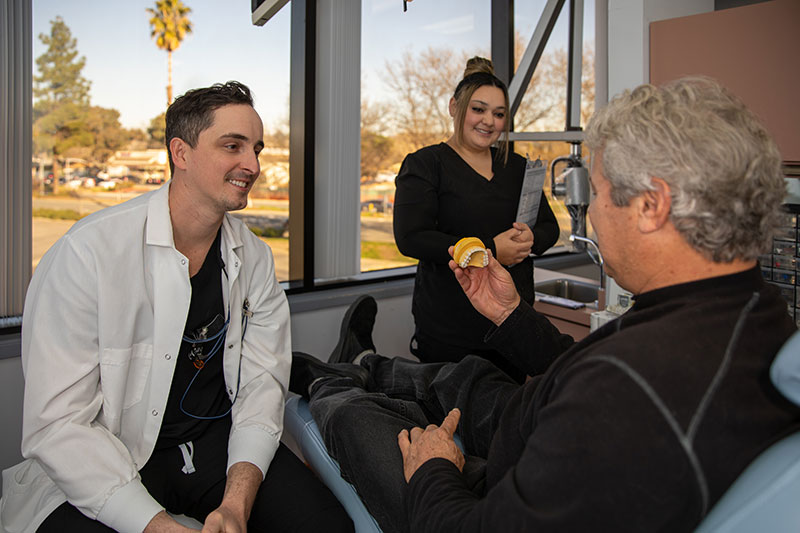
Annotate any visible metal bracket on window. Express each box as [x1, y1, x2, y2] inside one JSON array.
[[507, 0, 585, 135]]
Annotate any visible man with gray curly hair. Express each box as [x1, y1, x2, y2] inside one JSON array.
[[586, 76, 785, 265], [289, 77, 799, 532]]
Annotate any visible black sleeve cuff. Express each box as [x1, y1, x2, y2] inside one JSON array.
[[484, 302, 574, 376]]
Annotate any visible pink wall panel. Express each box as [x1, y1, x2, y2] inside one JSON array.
[[650, 0, 799, 162]]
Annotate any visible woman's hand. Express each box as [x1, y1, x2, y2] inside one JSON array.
[[494, 222, 533, 266]]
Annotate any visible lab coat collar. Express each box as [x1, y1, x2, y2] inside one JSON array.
[[220, 212, 245, 254], [144, 182, 245, 254], [145, 183, 177, 248]]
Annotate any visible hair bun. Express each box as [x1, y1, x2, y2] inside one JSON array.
[[463, 56, 494, 78]]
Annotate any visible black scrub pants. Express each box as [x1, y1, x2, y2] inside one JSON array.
[[37, 416, 353, 533]]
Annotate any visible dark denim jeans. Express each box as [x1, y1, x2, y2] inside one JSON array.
[[308, 354, 520, 533]]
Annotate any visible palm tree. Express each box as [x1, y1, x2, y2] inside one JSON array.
[[147, 0, 193, 107]]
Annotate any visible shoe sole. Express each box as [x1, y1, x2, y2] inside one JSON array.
[[328, 295, 377, 363]]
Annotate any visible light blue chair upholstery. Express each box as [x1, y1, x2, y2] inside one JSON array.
[[170, 513, 203, 528], [284, 395, 383, 533], [695, 330, 800, 532], [771, 329, 800, 406]]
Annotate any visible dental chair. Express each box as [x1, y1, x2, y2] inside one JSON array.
[[694, 329, 800, 532], [284, 395, 383, 533]]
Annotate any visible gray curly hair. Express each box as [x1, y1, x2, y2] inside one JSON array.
[[585, 77, 785, 263]]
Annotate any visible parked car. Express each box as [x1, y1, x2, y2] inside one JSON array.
[[360, 199, 393, 214]]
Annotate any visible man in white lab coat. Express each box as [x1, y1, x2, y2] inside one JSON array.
[[0, 82, 351, 533]]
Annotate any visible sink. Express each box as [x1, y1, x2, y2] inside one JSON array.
[[535, 278, 600, 306]]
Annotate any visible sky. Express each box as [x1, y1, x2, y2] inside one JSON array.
[[33, 0, 594, 132]]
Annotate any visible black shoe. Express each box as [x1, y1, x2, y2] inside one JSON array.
[[328, 295, 377, 364], [289, 351, 369, 400]]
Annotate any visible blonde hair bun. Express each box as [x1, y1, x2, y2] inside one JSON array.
[[463, 57, 494, 79]]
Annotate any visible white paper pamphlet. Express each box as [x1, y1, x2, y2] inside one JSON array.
[[515, 157, 547, 228]]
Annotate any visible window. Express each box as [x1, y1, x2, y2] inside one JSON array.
[[512, 0, 597, 250], [514, 1, 596, 133], [31, 1, 292, 279], [359, 0, 491, 273], [22, 0, 603, 302]]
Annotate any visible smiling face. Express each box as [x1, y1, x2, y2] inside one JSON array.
[[452, 84, 507, 152], [180, 103, 264, 215]]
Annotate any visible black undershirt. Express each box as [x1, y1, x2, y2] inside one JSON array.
[[156, 230, 231, 449]]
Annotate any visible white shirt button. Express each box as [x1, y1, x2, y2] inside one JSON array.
[[227, 344, 233, 349], [165, 354, 171, 360], [151, 410, 158, 416], [181, 259, 186, 265]]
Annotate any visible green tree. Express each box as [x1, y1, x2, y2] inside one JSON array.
[[33, 105, 135, 168], [147, 0, 193, 106], [147, 111, 167, 148], [86, 107, 136, 161], [33, 17, 92, 188], [361, 98, 398, 182], [33, 103, 92, 157], [361, 132, 396, 183], [33, 16, 91, 116]]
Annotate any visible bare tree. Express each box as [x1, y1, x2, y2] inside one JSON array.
[[381, 47, 467, 151], [512, 36, 595, 132], [361, 97, 400, 183], [365, 39, 595, 178]]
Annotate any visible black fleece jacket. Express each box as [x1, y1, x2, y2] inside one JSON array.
[[407, 267, 800, 532]]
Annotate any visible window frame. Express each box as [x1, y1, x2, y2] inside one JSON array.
[[283, 0, 606, 295], [0, 0, 608, 323]]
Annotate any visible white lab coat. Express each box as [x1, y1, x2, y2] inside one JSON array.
[[0, 184, 291, 533]]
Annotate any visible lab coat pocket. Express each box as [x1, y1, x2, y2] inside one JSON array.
[[100, 344, 153, 413]]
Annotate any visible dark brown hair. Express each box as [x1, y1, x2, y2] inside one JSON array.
[[165, 81, 254, 172]]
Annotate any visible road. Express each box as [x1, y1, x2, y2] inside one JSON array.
[[32, 192, 399, 280], [32, 191, 576, 279], [32, 218, 75, 269]]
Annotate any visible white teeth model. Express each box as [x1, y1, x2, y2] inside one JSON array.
[[453, 237, 488, 268], [458, 247, 489, 268]]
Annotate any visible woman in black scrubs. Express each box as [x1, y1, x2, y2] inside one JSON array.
[[393, 57, 559, 382]]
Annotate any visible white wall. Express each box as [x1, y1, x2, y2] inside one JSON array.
[[607, 0, 714, 96], [288, 282, 416, 361]]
